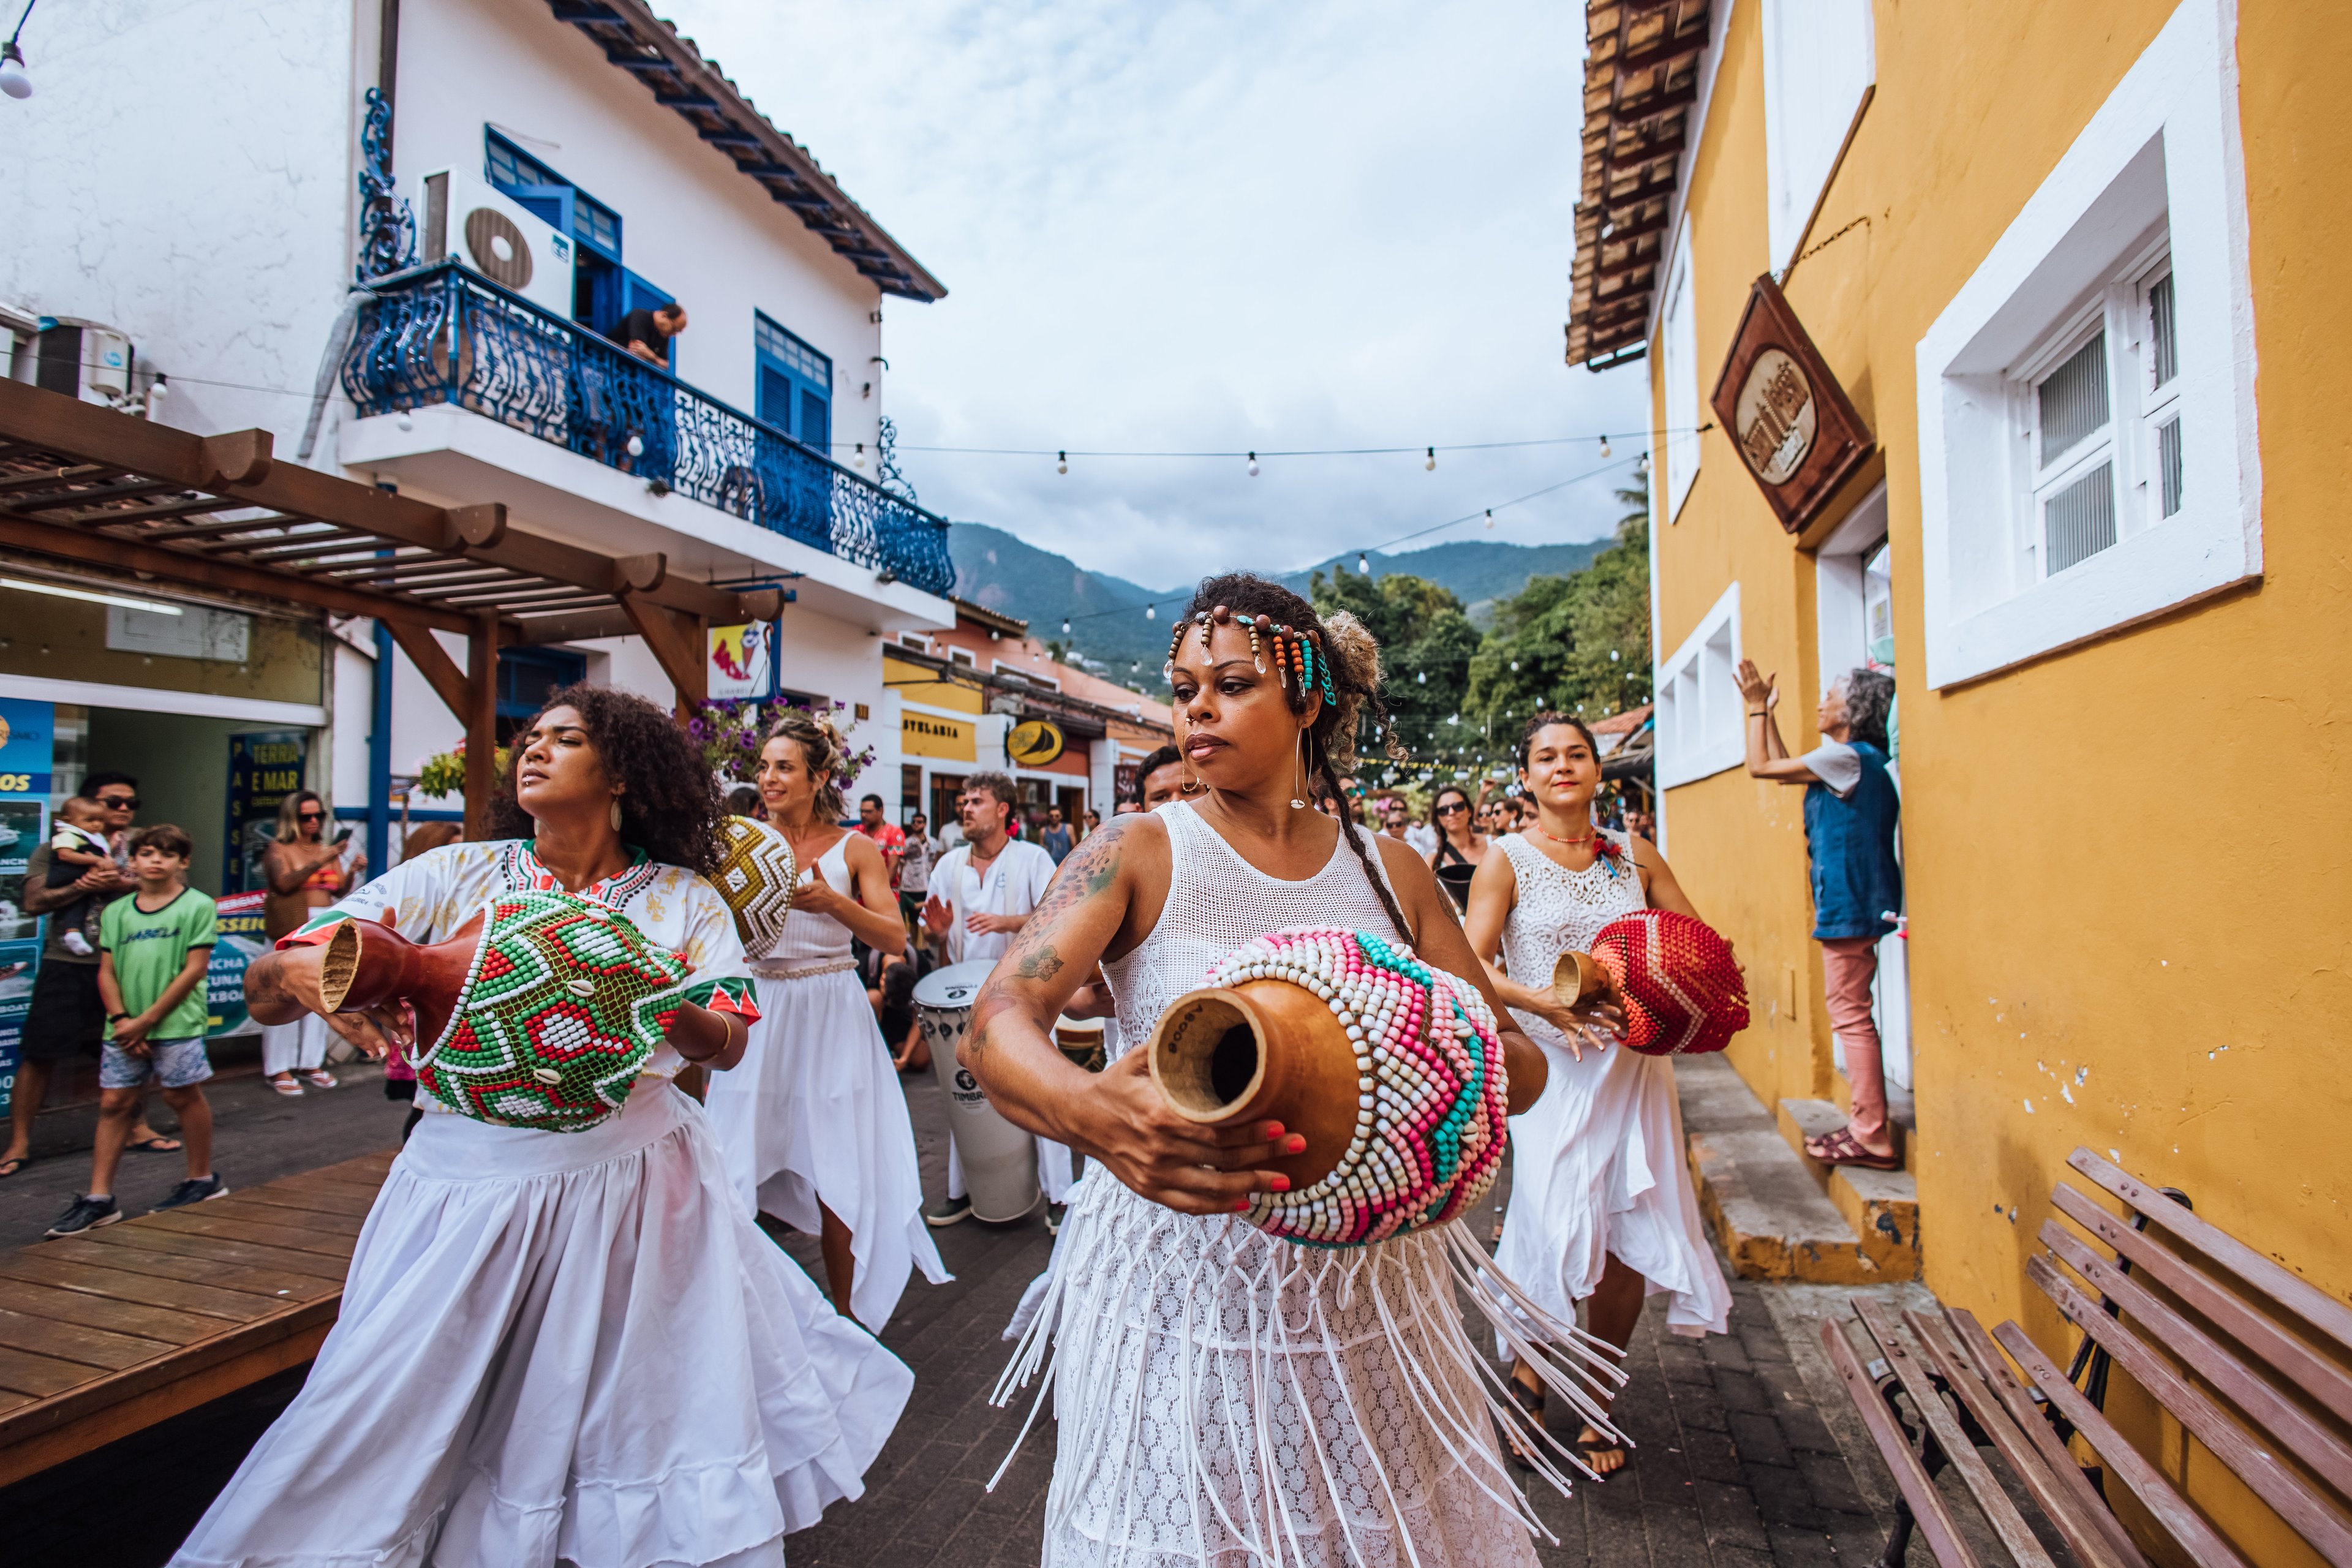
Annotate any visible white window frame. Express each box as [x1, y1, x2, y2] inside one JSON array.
[[1654, 581, 1743, 789], [993, 659, 1059, 692], [1760, 0, 1875, 273], [948, 647, 976, 669], [1915, 0, 2258, 689], [1659, 225, 1702, 521]]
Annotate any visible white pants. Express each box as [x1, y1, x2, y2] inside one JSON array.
[[260, 1014, 327, 1077], [945, 1131, 1076, 1204]]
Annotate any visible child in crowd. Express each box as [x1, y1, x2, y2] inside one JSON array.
[[45, 796, 113, 956], [45, 824, 224, 1237]]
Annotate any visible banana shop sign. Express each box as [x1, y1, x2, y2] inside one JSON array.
[[1708, 274, 1875, 534], [1007, 719, 1066, 767]]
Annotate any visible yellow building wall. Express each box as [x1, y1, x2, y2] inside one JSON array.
[[1651, 4, 2352, 1561]]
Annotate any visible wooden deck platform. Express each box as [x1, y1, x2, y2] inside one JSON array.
[[0, 1149, 392, 1487]]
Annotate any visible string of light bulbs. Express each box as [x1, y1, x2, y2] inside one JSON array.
[[872, 427, 1703, 464], [1048, 438, 1691, 636]]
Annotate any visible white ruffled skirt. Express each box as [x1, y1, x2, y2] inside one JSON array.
[[703, 970, 949, 1330], [996, 1173, 1623, 1568], [1494, 1031, 1732, 1341], [170, 1084, 913, 1568]]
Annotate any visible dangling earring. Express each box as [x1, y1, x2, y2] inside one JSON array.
[[1290, 731, 1309, 810], [609, 794, 624, 832]]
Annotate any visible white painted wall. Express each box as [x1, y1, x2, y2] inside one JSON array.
[[0, 0, 366, 450], [390, 0, 885, 449]]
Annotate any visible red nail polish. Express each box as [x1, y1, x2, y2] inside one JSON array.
[[1232, 1197, 1253, 1213], [1269, 1175, 1291, 1193], [1262, 1121, 1286, 1139], [1285, 1134, 1306, 1154]]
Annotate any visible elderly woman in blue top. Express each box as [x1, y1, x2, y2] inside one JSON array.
[[174, 686, 911, 1568], [1735, 659, 1903, 1169]]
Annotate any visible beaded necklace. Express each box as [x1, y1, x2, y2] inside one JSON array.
[[1208, 927, 1509, 1248]]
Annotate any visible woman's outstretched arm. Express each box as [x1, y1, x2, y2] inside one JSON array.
[[962, 815, 1290, 1216]]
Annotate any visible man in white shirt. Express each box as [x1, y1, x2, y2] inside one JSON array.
[[919, 772, 1074, 1230]]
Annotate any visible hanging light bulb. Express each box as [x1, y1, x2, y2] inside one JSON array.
[[1609, 648, 1621, 662], [1357, 552, 1369, 575], [1483, 509, 1494, 530], [853, 442, 865, 469], [1635, 451, 1650, 476], [1424, 446, 1436, 472], [1599, 434, 1612, 458], [0, 40, 29, 100], [1061, 617, 1071, 635], [1509, 660, 1518, 672], [1145, 605, 1156, 621], [1416, 670, 1427, 685], [1057, 450, 1068, 475], [1246, 451, 1260, 478]]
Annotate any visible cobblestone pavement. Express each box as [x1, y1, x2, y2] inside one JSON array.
[[1, 1068, 1918, 1567]]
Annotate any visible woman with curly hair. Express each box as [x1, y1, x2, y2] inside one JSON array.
[[705, 709, 948, 1330], [179, 686, 913, 1568], [966, 575, 1610, 1568]]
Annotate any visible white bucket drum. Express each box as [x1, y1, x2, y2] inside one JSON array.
[[913, 960, 1039, 1223]]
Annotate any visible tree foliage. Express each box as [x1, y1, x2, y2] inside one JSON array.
[[1311, 477, 1654, 786]]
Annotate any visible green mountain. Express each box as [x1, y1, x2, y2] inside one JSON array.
[[946, 524, 1612, 678]]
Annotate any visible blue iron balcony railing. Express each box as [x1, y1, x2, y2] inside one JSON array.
[[341, 260, 956, 597]]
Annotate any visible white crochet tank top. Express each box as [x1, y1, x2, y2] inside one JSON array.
[[1494, 829, 1645, 1050], [1102, 801, 1406, 1061], [760, 831, 854, 965]]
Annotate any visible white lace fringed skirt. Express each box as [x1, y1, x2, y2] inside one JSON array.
[[997, 1175, 1618, 1568]]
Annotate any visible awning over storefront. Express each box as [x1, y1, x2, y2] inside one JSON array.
[[0, 380, 782, 834]]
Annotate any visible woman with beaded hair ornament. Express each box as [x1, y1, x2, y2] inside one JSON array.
[[175, 687, 912, 1568], [963, 575, 1594, 1568], [1463, 713, 1732, 1477]]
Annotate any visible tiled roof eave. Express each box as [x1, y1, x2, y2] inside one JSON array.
[[545, 0, 948, 303]]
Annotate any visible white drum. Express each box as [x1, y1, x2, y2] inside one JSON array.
[[913, 960, 1039, 1223], [1053, 1014, 1107, 1075]]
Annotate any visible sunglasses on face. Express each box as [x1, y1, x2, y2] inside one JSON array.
[[99, 796, 138, 810], [1436, 802, 1469, 815], [297, 810, 325, 821]]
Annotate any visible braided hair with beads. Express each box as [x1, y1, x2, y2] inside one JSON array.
[[1174, 574, 1417, 945]]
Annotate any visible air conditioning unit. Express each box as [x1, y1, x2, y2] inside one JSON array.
[[34, 317, 134, 405], [418, 168, 576, 318]]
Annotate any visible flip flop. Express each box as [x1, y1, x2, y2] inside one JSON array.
[[1804, 1126, 1902, 1170], [1500, 1378, 1545, 1470], [0, 1155, 28, 1178], [127, 1136, 183, 1154]]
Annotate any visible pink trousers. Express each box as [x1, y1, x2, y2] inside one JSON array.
[[1820, 936, 1887, 1147]]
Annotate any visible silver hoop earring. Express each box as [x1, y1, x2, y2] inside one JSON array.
[[1290, 732, 1308, 811], [609, 796, 624, 832]]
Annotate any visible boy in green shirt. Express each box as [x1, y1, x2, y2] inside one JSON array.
[[46, 824, 226, 1237]]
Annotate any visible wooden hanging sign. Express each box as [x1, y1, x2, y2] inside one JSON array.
[[1708, 274, 1874, 534]]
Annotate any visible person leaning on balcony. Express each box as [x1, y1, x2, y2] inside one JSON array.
[[1734, 658, 1903, 1170], [616, 300, 687, 365]]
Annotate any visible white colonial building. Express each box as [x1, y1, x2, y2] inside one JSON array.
[[0, 0, 953, 885]]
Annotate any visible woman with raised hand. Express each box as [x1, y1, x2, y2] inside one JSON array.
[[965, 574, 1570, 1568], [1463, 714, 1732, 1476], [705, 708, 948, 1329], [258, 788, 365, 1095], [176, 686, 911, 1568]]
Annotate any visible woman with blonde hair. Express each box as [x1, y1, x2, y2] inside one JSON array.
[[258, 790, 364, 1095], [704, 708, 948, 1329]]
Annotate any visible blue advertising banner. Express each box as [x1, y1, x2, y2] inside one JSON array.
[[206, 890, 268, 1039], [0, 699, 52, 1118]]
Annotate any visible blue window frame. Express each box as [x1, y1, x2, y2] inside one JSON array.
[[755, 313, 832, 454], [484, 130, 623, 262], [496, 647, 589, 743]]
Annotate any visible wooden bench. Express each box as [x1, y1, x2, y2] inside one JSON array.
[[0, 1149, 393, 1487], [1823, 1147, 2352, 1568]]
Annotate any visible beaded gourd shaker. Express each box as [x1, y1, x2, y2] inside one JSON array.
[[1150, 927, 1510, 1248]]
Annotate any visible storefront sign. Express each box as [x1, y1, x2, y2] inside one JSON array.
[[205, 890, 267, 1038], [708, 622, 777, 702], [223, 729, 309, 894], [0, 699, 48, 1117], [1708, 274, 1875, 533], [1007, 718, 1066, 767], [902, 710, 976, 762]]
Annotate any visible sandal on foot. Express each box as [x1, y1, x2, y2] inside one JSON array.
[[126, 1136, 183, 1154], [0, 1155, 28, 1178], [1804, 1126, 1900, 1169], [1578, 1427, 1629, 1478], [269, 1076, 305, 1098], [1500, 1378, 1545, 1470]]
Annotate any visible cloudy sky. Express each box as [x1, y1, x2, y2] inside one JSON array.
[[662, 0, 1649, 584]]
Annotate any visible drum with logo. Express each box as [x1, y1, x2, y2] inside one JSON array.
[[1052, 1014, 1107, 1074], [913, 960, 1039, 1223]]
